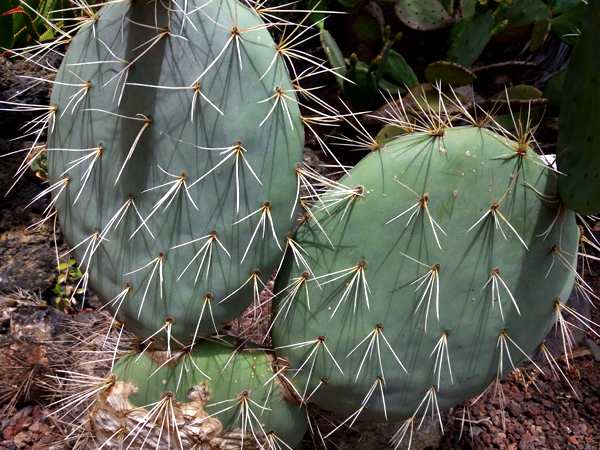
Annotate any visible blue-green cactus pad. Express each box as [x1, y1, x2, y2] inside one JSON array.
[[272, 126, 577, 422], [47, 0, 304, 345]]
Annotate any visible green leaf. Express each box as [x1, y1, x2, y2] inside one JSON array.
[[446, 10, 494, 68], [530, 16, 551, 52], [382, 50, 418, 88], [491, 19, 508, 35], [308, 0, 326, 29], [375, 123, 407, 144], [343, 63, 378, 111], [491, 84, 543, 101], [68, 258, 76, 266], [38, 24, 55, 41], [57, 273, 66, 284], [424, 61, 476, 87], [71, 267, 83, 277], [12, 5, 41, 47], [353, 13, 381, 46], [542, 68, 566, 116], [0, 3, 15, 51], [449, 17, 468, 42], [395, 0, 454, 31], [439, 0, 454, 15], [374, 38, 393, 84], [460, 0, 478, 18], [551, 0, 586, 45], [320, 28, 346, 91], [58, 262, 68, 270], [53, 284, 66, 295], [492, 0, 551, 43], [549, 0, 582, 15]]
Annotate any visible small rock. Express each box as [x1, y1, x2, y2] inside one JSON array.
[[470, 425, 483, 437], [10, 407, 32, 422], [481, 430, 492, 445], [2, 427, 16, 441], [546, 433, 565, 447], [12, 432, 32, 448], [27, 422, 41, 433], [507, 401, 523, 417], [525, 405, 542, 417]]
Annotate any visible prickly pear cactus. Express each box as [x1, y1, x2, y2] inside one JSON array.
[[424, 61, 476, 87], [46, 0, 304, 345], [92, 338, 307, 449], [343, 54, 377, 111], [272, 125, 578, 422], [491, 0, 551, 43], [446, 10, 494, 68], [395, 0, 454, 31], [556, 0, 600, 215], [7, 0, 598, 445]]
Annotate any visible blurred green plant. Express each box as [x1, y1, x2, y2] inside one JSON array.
[[318, 0, 586, 110], [27, 147, 47, 181], [0, 0, 102, 53], [53, 257, 84, 311]]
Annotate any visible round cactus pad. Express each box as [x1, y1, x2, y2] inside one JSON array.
[[272, 126, 578, 422]]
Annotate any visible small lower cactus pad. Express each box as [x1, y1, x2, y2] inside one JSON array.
[[272, 126, 578, 422], [46, 0, 304, 345], [92, 339, 307, 449]]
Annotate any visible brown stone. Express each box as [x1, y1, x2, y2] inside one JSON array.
[[13, 431, 32, 448], [525, 404, 542, 417], [508, 401, 523, 417], [1, 426, 16, 441]]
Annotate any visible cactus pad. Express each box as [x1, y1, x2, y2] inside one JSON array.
[[556, 0, 600, 215], [92, 339, 307, 449], [272, 126, 578, 422], [424, 61, 477, 87], [46, 0, 304, 346], [395, 0, 454, 31], [446, 11, 494, 68]]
